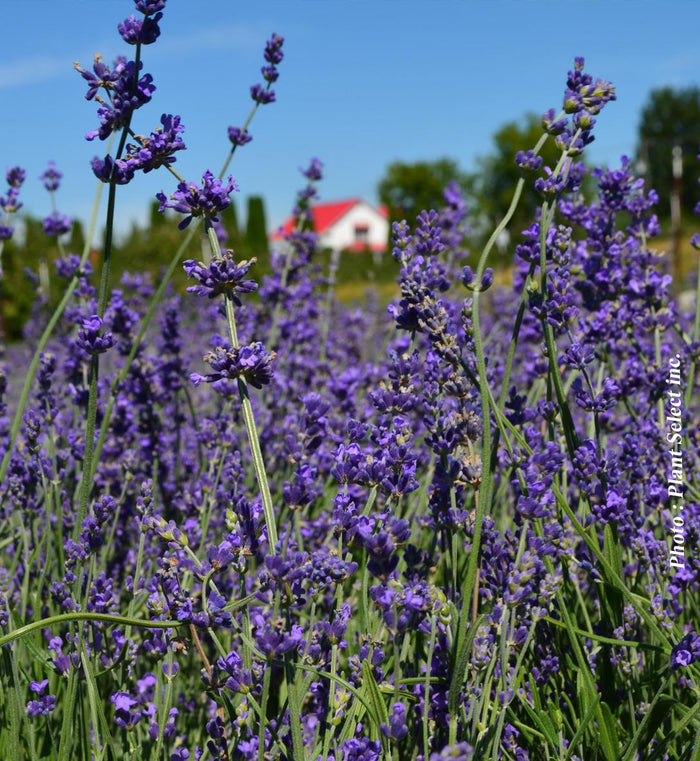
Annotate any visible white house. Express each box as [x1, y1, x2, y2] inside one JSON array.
[[271, 198, 388, 253]]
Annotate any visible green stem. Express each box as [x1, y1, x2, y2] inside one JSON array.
[[0, 159, 108, 488], [0, 612, 183, 648], [75, 117, 134, 537], [206, 222, 279, 552], [90, 220, 200, 474], [449, 130, 551, 745], [423, 616, 438, 760]]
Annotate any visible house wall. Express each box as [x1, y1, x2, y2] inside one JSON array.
[[318, 201, 388, 251]]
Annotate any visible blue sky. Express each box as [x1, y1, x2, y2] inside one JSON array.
[[1, 0, 699, 239]]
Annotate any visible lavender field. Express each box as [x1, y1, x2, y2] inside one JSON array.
[[1, 2, 699, 760]]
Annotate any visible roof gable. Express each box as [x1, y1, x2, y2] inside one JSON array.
[[271, 198, 383, 239]]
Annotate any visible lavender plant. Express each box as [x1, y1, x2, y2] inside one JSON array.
[[1, 4, 699, 761]]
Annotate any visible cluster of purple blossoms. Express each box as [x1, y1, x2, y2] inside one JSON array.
[[76, 55, 156, 142], [250, 33, 284, 105], [118, 12, 163, 45], [39, 161, 62, 192], [135, 0, 165, 13], [157, 171, 237, 229], [670, 630, 700, 670], [183, 252, 258, 303], [26, 680, 57, 717], [92, 113, 186, 185], [37, 161, 72, 238], [527, 58, 616, 199], [228, 33, 284, 147], [41, 211, 72, 238], [191, 342, 275, 390], [0, 166, 26, 240], [76, 315, 116, 355]]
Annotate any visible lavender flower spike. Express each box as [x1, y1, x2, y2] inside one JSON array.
[[157, 171, 238, 229], [183, 251, 258, 304], [39, 161, 63, 192]]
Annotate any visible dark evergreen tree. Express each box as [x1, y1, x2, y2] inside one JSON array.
[[637, 86, 700, 218], [245, 196, 270, 273]]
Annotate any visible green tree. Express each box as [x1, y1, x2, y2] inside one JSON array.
[[245, 196, 270, 273], [377, 158, 469, 225], [221, 199, 241, 244], [68, 219, 86, 255], [637, 86, 700, 218]]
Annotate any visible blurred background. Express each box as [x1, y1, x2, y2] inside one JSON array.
[[1, 0, 699, 337]]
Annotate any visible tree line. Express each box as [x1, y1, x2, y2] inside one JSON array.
[[3, 86, 698, 340]]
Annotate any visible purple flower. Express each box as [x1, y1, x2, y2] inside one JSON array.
[[462, 266, 492, 291], [380, 702, 409, 742], [42, 211, 72, 237], [255, 623, 303, 658], [118, 12, 163, 45], [670, 631, 700, 670], [26, 680, 57, 717], [111, 692, 141, 729], [216, 651, 253, 694], [301, 158, 324, 181], [339, 738, 381, 761], [134, 0, 166, 14], [542, 108, 568, 135], [0, 169, 24, 241], [250, 83, 276, 105], [534, 166, 568, 197], [157, 171, 238, 229], [562, 57, 616, 115], [516, 149, 543, 172], [429, 744, 474, 761], [76, 56, 156, 141], [207, 541, 235, 570], [74, 54, 122, 101], [227, 126, 252, 147], [264, 33, 284, 64], [91, 155, 137, 185], [183, 252, 257, 303], [261, 65, 279, 83], [76, 315, 116, 355], [191, 342, 275, 389], [572, 376, 619, 413], [124, 113, 186, 174], [0, 187, 22, 214], [39, 161, 62, 192], [7, 166, 26, 188]]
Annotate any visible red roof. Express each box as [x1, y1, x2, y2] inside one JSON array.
[[271, 198, 383, 239]]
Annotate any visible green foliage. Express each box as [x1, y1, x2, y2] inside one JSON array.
[[245, 195, 270, 273], [0, 196, 274, 340], [316, 247, 397, 288], [109, 203, 200, 291], [68, 219, 86, 256], [377, 158, 470, 226], [1, 218, 60, 339], [637, 86, 700, 218]]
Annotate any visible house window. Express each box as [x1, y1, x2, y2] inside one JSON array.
[[354, 224, 369, 243]]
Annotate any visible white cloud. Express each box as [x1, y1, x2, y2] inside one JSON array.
[[0, 54, 73, 89]]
